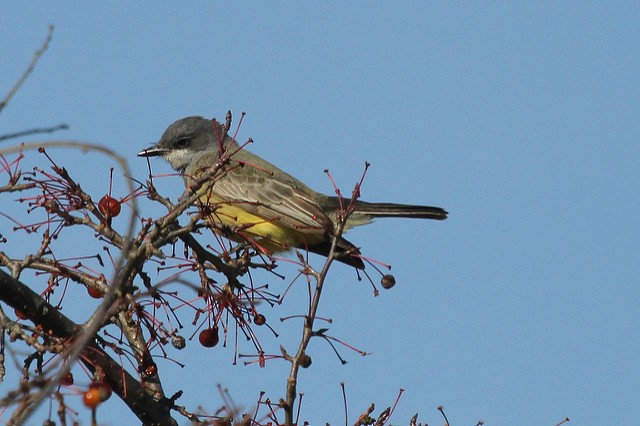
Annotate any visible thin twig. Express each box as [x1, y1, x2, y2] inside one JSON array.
[[284, 194, 353, 425], [0, 124, 69, 143], [0, 25, 54, 114]]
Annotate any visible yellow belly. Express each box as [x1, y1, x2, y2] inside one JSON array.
[[199, 196, 322, 253]]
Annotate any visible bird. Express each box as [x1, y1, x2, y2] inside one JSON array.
[[138, 116, 447, 269]]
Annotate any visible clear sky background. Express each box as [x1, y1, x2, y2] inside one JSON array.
[[1, 3, 639, 425]]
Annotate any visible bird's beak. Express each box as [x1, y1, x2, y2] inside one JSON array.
[[137, 146, 169, 158]]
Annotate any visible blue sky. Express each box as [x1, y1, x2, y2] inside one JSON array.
[[1, 3, 639, 425]]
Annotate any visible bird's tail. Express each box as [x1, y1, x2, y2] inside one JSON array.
[[313, 197, 448, 268], [324, 197, 448, 221], [352, 200, 448, 220]]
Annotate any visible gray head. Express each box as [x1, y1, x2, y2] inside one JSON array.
[[138, 116, 227, 172]]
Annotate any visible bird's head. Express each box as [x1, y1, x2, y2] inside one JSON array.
[[137, 116, 227, 172]]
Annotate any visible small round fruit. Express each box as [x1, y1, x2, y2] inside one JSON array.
[[98, 195, 121, 218], [142, 362, 158, 378], [90, 381, 112, 402], [60, 372, 74, 386], [87, 285, 102, 299], [253, 314, 266, 326], [381, 274, 396, 289], [199, 326, 220, 348], [172, 334, 186, 349], [83, 387, 102, 408], [14, 308, 28, 320], [300, 354, 312, 368]]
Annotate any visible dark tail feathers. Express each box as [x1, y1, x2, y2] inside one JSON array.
[[324, 197, 447, 221]]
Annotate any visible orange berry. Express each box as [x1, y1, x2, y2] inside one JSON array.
[[98, 195, 121, 218], [83, 387, 102, 408], [90, 381, 112, 402]]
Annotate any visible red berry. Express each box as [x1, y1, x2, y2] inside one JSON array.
[[14, 308, 28, 320], [142, 362, 158, 378], [98, 195, 121, 218], [199, 326, 220, 348], [87, 285, 102, 298], [60, 372, 74, 386]]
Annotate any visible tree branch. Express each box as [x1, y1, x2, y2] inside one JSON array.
[[0, 25, 54, 114], [0, 269, 178, 426]]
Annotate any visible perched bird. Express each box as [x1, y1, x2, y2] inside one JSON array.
[[138, 116, 447, 268]]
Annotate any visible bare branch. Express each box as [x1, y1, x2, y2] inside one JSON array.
[[0, 25, 54, 114], [0, 124, 69, 143], [0, 269, 178, 426]]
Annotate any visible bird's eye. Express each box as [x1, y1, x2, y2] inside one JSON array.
[[175, 138, 190, 149]]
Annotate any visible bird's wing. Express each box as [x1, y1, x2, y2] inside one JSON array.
[[206, 162, 335, 236]]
